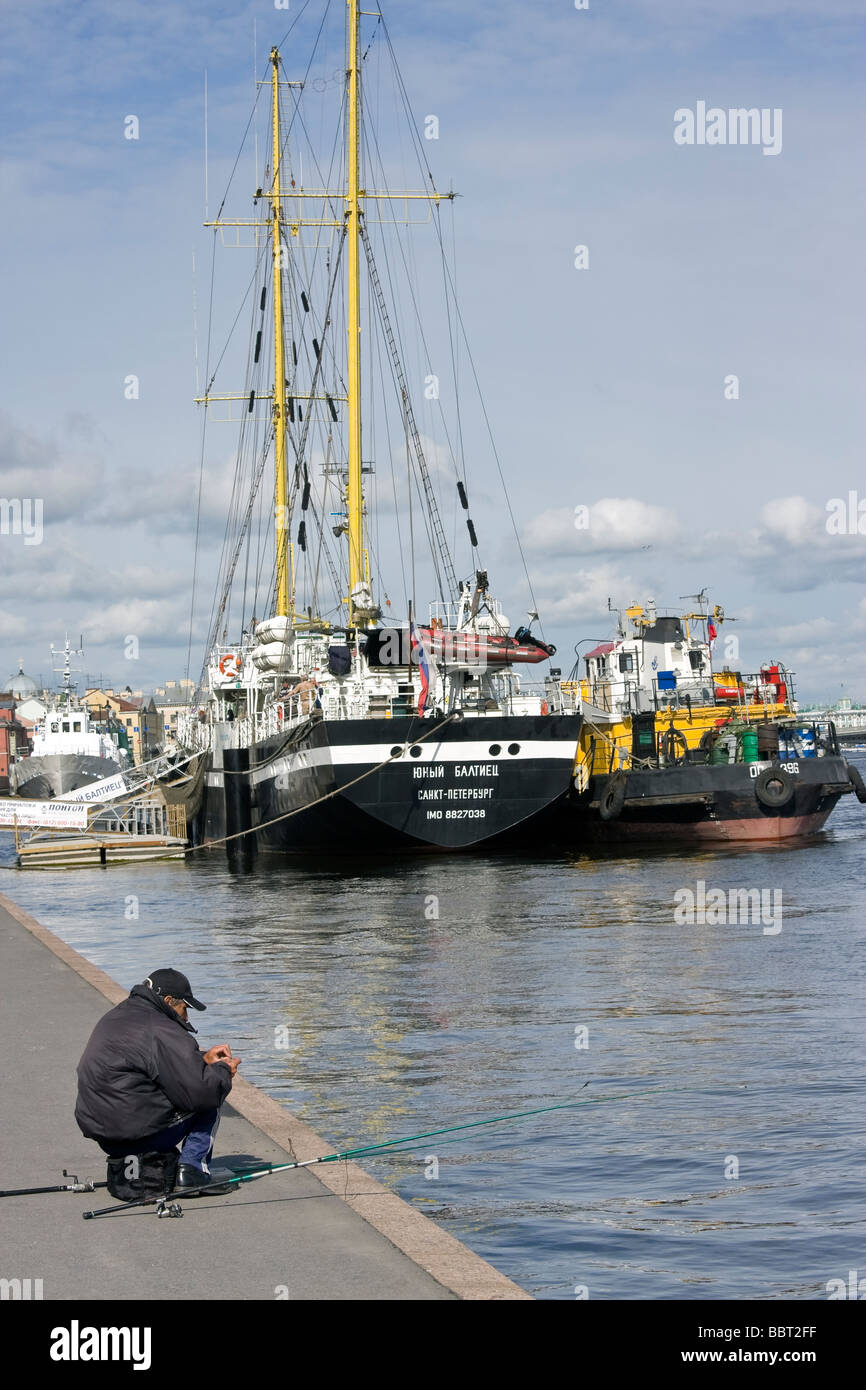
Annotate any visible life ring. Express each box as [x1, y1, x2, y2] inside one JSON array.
[[754, 766, 795, 810], [599, 771, 628, 821], [540, 699, 549, 716], [847, 765, 866, 804], [219, 653, 242, 678], [276, 703, 284, 727]]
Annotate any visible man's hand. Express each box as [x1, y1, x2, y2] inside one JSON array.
[[202, 1044, 241, 1075]]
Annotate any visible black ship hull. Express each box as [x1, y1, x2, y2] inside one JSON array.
[[11, 754, 122, 800], [196, 713, 579, 853], [553, 754, 856, 844]]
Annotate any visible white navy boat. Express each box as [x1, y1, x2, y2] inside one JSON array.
[[11, 639, 130, 800]]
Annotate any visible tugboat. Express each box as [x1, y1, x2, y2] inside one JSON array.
[[555, 595, 864, 843], [174, 14, 578, 858]]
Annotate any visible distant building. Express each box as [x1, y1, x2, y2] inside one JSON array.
[[152, 679, 195, 742], [82, 688, 161, 765], [15, 694, 48, 723], [5, 662, 38, 702], [0, 694, 32, 793]]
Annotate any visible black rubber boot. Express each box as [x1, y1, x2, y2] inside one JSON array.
[[175, 1163, 234, 1196]]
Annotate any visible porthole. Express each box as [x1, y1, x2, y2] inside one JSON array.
[[489, 743, 501, 756], [409, 745, 422, 757], [508, 743, 520, 755], [390, 746, 402, 758]]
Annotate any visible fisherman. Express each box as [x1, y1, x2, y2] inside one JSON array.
[[75, 969, 241, 1194]]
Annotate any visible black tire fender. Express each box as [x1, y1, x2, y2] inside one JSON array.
[[754, 765, 795, 810], [848, 764, 866, 804], [599, 771, 628, 821]]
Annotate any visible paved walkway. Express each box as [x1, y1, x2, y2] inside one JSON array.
[[0, 893, 528, 1301]]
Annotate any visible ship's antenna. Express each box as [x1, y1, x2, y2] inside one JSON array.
[[204, 69, 209, 221], [253, 18, 258, 188]]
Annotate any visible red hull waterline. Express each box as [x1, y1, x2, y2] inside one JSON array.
[[595, 810, 835, 843]]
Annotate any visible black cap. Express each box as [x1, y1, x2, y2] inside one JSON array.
[[144, 969, 206, 1011]]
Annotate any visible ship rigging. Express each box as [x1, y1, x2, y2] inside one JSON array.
[[177, 2, 578, 856]]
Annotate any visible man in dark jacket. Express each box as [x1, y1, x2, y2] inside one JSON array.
[[75, 968, 241, 1193]]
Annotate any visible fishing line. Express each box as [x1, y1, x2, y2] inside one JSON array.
[[69, 1080, 734, 1217], [224, 1082, 703, 1189]]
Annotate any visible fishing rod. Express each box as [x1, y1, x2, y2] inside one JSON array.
[[80, 1082, 702, 1220], [0, 1169, 108, 1199]]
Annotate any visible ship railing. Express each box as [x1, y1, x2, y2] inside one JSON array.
[[20, 797, 188, 848], [506, 681, 580, 715], [579, 677, 649, 716], [652, 671, 797, 713], [94, 796, 187, 840]]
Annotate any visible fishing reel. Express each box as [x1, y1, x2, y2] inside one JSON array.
[[156, 1198, 183, 1219], [62, 1169, 97, 1192]]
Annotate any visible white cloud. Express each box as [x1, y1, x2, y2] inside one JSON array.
[[524, 498, 678, 556], [755, 496, 825, 546]]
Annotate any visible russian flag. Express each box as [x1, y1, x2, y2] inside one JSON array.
[[410, 619, 432, 715]]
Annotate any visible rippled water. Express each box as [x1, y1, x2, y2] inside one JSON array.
[[3, 756, 865, 1299]]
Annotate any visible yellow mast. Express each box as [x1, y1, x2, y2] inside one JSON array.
[[346, 0, 363, 622], [200, 20, 453, 630], [270, 46, 290, 618]]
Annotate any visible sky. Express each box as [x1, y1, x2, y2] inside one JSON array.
[[1, 0, 864, 703]]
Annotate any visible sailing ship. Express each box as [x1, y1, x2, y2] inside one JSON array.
[[11, 638, 131, 800], [176, 9, 578, 856]]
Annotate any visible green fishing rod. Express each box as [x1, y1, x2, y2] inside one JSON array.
[[81, 1082, 698, 1220]]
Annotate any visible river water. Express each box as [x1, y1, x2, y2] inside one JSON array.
[[3, 755, 865, 1300]]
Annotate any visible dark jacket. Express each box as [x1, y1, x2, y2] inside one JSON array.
[[75, 984, 233, 1144]]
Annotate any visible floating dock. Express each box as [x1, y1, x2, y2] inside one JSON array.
[[12, 796, 188, 868]]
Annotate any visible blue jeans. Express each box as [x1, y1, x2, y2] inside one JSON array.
[[102, 1108, 222, 1172]]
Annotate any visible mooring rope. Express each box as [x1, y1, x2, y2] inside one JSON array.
[[185, 709, 459, 853]]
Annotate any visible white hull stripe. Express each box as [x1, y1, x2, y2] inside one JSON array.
[[250, 738, 578, 787]]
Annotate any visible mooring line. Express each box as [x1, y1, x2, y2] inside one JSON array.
[[186, 709, 458, 852]]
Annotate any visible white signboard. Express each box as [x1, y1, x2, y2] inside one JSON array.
[[0, 799, 88, 829], [57, 773, 129, 803]]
